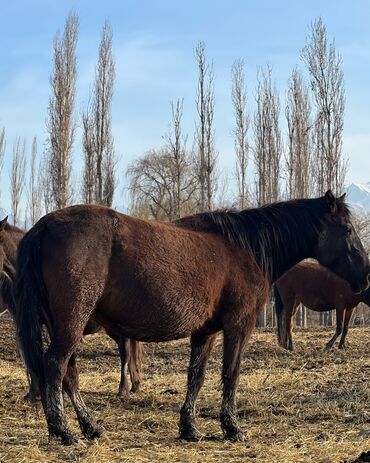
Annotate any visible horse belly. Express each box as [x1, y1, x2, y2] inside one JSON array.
[[96, 278, 220, 342]]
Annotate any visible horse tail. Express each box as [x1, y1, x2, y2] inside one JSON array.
[[274, 284, 286, 347], [14, 223, 49, 395]]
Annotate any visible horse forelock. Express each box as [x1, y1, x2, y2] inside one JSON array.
[[199, 196, 338, 281]]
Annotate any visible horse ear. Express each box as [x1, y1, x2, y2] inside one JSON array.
[[0, 216, 8, 231], [339, 192, 346, 200], [325, 190, 337, 214]]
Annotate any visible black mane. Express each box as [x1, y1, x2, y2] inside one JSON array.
[[195, 196, 350, 282]]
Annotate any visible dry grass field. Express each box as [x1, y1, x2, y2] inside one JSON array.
[[2, 314, 370, 463]]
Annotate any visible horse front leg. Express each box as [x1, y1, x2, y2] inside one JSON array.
[[24, 370, 41, 403], [338, 308, 354, 349], [325, 309, 344, 350], [129, 339, 143, 393], [179, 333, 217, 441], [220, 313, 256, 441]]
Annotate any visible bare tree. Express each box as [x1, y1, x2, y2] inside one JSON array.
[[41, 152, 53, 215], [82, 110, 95, 204], [253, 65, 282, 207], [128, 101, 196, 221], [46, 12, 79, 209], [253, 66, 282, 327], [10, 137, 26, 226], [0, 128, 5, 205], [285, 68, 312, 200], [27, 137, 42, 225], [128, 148, 173, 221], [232, 59, 250, 208], [301, 18, 346, 196], [82, 20, 116, 206], [194, 41, 217, 212], [302, 18, 347, 327]]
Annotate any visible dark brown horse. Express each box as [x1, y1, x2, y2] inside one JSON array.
[[275, 261, 370, 351], [0, 217, 24, 311], [0, 216, 141, 400], [14, 192, 370, 445]]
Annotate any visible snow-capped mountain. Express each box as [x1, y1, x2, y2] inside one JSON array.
[[346, 182, 370, 212]]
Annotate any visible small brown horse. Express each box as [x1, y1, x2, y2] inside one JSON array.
[[275, 261, 370, 351], [0, 216, 141, 400], [14, 192, 370, 445]]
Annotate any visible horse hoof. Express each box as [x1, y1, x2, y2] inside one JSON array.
[[179, 428, 202, 442], [85, 425, 105, 440], [24, 392, 38, 403], [225, 427, 244, 442], [61, 434, 79, 446], [130, 384, 141, 393], [338, 344, 346, 350]]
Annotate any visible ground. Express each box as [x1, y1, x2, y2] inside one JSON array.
[[1, 315, 370, 463]]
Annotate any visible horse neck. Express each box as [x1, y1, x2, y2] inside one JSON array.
[[241, 204, 321, 283]]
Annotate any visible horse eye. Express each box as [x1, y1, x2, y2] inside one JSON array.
[[346, 227, 352, 235]]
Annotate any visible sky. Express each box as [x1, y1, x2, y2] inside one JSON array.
[[0, 0, 369, 214]]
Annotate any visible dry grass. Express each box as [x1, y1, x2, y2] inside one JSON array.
[[1, 315, 370, 462]]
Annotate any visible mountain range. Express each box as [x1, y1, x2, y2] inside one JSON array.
[[346, 182, 370, 212]]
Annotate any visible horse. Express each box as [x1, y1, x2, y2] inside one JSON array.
[[0, 216, 141, 400], [14, 191, 370, 445], [0, 217, 24, 311], [274, 260, 370, 351]]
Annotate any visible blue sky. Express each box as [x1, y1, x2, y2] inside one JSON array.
[[0, 0, 369, 214]]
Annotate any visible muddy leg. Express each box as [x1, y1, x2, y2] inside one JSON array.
[[114, 334, 131, 399], [43, 340, 78, 445], [285, 303, 298, 351], [339, 309, 353, 349], [63, 353, 104, 440], [179, 333, 217, 441], [129, 340, 143, 393], [326, 309, 344, 350], [24, 371, 41, 403], [220, 315, 256, 441], [105, 330, 132, 399]]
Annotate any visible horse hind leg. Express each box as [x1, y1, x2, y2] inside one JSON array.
[[43, 336, 79, 445], [63, 353, 104, 440], [179, 333, 217, 441]]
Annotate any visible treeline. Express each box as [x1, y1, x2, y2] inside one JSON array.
[[0, 15, 348, 225], [1, 14, 370, 326]]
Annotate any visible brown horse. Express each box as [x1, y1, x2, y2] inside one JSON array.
[[275, 261, 370, 351], [0, 217, 24, 311], [0, 216, 141, 400], [14, 192, 370, 445]]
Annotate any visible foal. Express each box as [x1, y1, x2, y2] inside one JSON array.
[[275, 261, 370, 351], [14, 192, 370, 444]]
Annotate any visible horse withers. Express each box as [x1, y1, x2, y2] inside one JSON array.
[[275, 261, 370, 351], [14, 191, 370, 444]]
